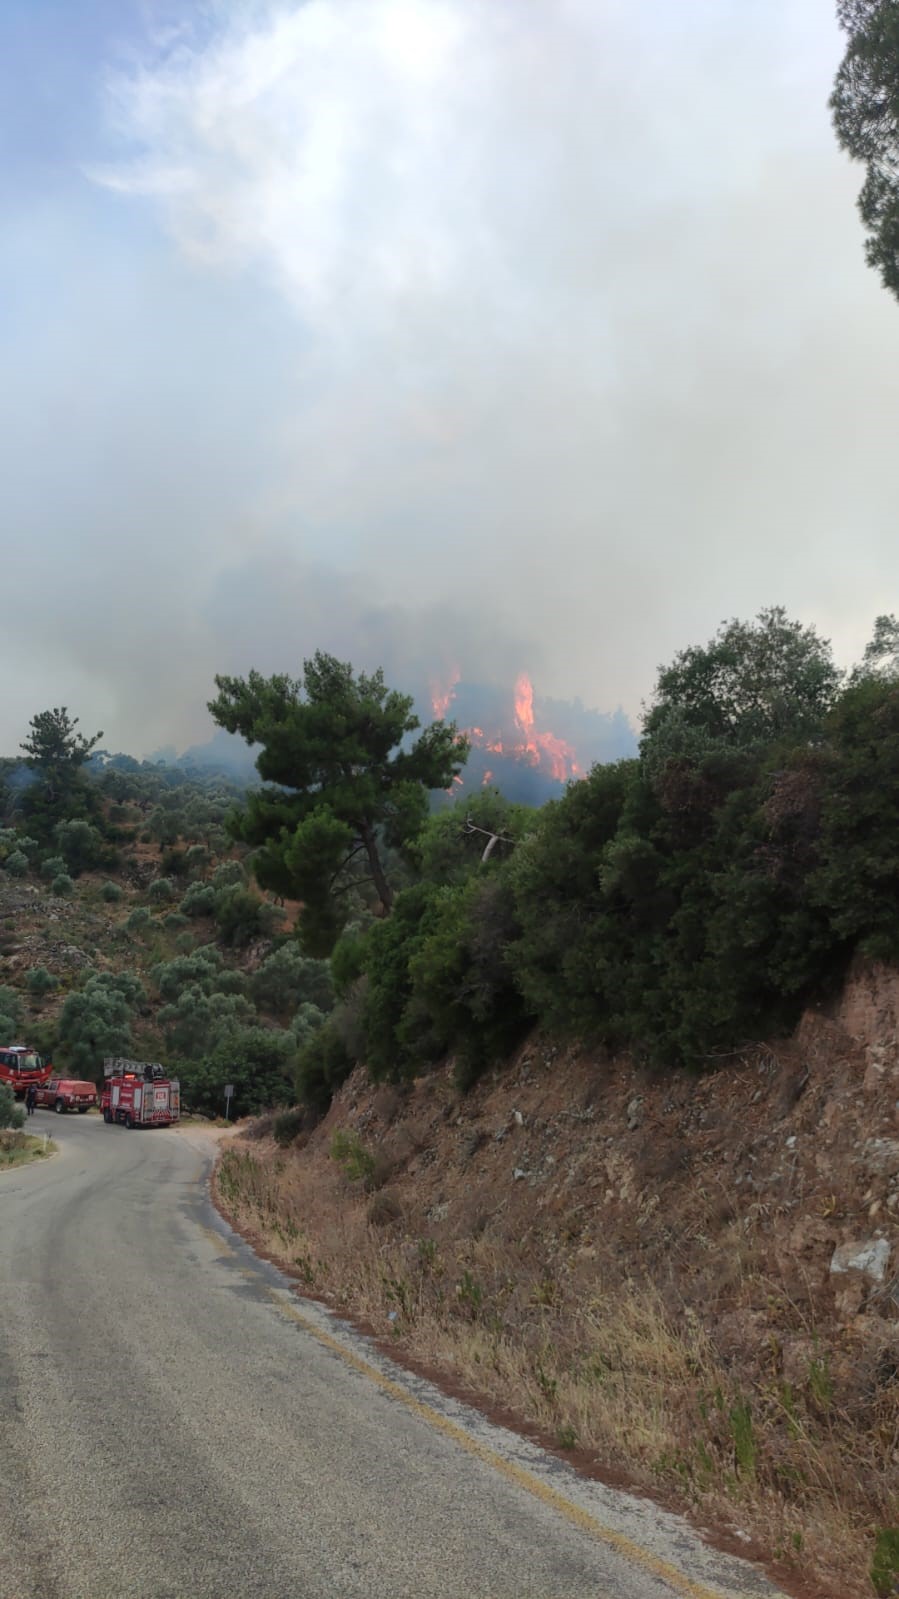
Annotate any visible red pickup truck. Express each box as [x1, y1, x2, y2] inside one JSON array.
[[34, 1077, 98, 1114]]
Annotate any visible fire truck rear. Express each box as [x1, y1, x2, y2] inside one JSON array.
[[101, 1058, 180, 1129]]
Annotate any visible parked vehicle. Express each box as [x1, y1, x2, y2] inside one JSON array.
[[0, 1044, 52, 1100], [34, 1076, 97, 1114], [101, 1058, 180, 1129]]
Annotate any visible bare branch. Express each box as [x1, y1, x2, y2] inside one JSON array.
[[463, 815, 515, 864]]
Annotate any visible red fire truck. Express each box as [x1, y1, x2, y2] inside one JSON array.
[[101, 1058, 180, 1129], [0, 1044, 52, 1100]]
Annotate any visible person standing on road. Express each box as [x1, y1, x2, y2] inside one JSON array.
[[25, 1083, 37, 1115]]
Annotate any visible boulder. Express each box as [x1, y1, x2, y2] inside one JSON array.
[[830, 1237, 891, 1282]]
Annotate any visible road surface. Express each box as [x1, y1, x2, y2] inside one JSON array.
[[0, 1114, 787, 1599]]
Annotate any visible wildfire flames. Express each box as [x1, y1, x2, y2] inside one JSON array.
[[431, 669, 580, 787], [429, 666, 461, 721]]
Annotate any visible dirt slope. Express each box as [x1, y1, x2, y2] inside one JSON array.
[[218, 963, 899, 1599]]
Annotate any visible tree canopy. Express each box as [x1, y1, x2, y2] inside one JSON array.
[[21, 708, 103, 798], [208, 653, 467, 954], [853, 612, 899, 682], [19, 708, 104, 836], [831, 0, 899, 301], [642, 607, 841, 753]]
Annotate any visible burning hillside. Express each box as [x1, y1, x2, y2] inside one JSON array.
[[428, 670, 636, 804]]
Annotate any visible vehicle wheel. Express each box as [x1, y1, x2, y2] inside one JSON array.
[[103, 1108, 112, 1124], [77, 1106, 88, 1114], [124, 1113, 134, 1130], [55, 1099, 66, 1114]]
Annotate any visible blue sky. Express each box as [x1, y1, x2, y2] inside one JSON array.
[[2, 1, 898, 755]]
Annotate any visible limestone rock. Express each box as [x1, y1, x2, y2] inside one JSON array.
[[830, 1237, 891, 1282]]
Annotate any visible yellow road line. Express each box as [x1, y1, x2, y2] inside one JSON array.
[[198, 1222, 239, 1260], [265, 1285, 767, 1599]]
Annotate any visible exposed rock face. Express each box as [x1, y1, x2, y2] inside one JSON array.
[[830, 1237, 892, 1282], [625, 1095, 643, 1131]]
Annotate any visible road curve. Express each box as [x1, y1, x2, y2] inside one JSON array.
[[0, 1114, 786, 1599]]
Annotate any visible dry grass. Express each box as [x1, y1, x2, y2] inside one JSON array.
[[0, 1129, 56, 1169], [217, 1138, 898, 1598]]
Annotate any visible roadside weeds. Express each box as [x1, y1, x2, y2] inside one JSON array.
[[214, 1138, 897, 1599], [0, 1128, 56, 1170]]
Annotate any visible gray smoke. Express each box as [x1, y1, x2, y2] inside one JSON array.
[[2, 2, 897, 757]]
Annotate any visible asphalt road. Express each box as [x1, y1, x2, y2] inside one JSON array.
[[0, 1113, 787, 1599]]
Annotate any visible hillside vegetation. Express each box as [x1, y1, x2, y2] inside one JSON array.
[[3, 612, 899, 1595], [4, 609, 899, 1121], [0, 741, 334, 1118], [278, 609, 899, 1121]]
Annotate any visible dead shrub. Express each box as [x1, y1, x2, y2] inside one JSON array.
[[373, 1085, 403, 1124], [363, 1151, 396, 1193], [368, 1189, 403, 1227], [241, 1112, 278, 1142]]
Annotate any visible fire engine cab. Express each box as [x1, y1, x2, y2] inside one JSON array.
[[0, 1044, 52, 1099], [101, 1058, 180, 1129]]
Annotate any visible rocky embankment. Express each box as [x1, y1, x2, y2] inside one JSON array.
[[218, 963, 899, 1599]]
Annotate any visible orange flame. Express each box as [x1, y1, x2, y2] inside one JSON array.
[[437, 670, 580, 791], [430, 666, 461, 721], [514, 672, 536, 742], [512, 672, 576, 781]]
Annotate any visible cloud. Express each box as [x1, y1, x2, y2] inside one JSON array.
[[5, 1, 899, 755]]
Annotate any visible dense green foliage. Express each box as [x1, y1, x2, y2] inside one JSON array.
[[19, 709, 104, 839], [177, 1027, 296, 1119], [832, 0, 899, 301], [208, 652, 467, 955], [8, 613, 899, 1125], [0, 720, 324, 1116], [57, 973, 145, 1078], [287, 611, 899, 1105]]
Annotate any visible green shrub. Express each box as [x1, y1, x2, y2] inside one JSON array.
[[178, 1025, 295, 1118], [160, 848, 190, 879], [51, 874, 74, 897], [101, 880, 123, 903], [54, 818, 104, 874], [213, 887, 276, 949], [330, 1128, 375, 1183], [0, 1082, 15, 1127], [251, 945, 334, 1016], [179, 882, 217, 918], [126, 906, 150, 931], [153, 949, 224, 1000], [185, 844, 209, 875], [148, 876, 176, 903], [290, 1002, 327, 1049], [211, 861, 246, 890], [0, 987, 23, 1030], [872, 1528, 899, 1598], [0, 829, 22, 864], [56, 972, 143, 1077], [3, 850, 29, 877], [25, 967, 58, 1000], [295, 1021, 353, 1114], [40, 855, 66, 880], [157, 987, 256, 1057]]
